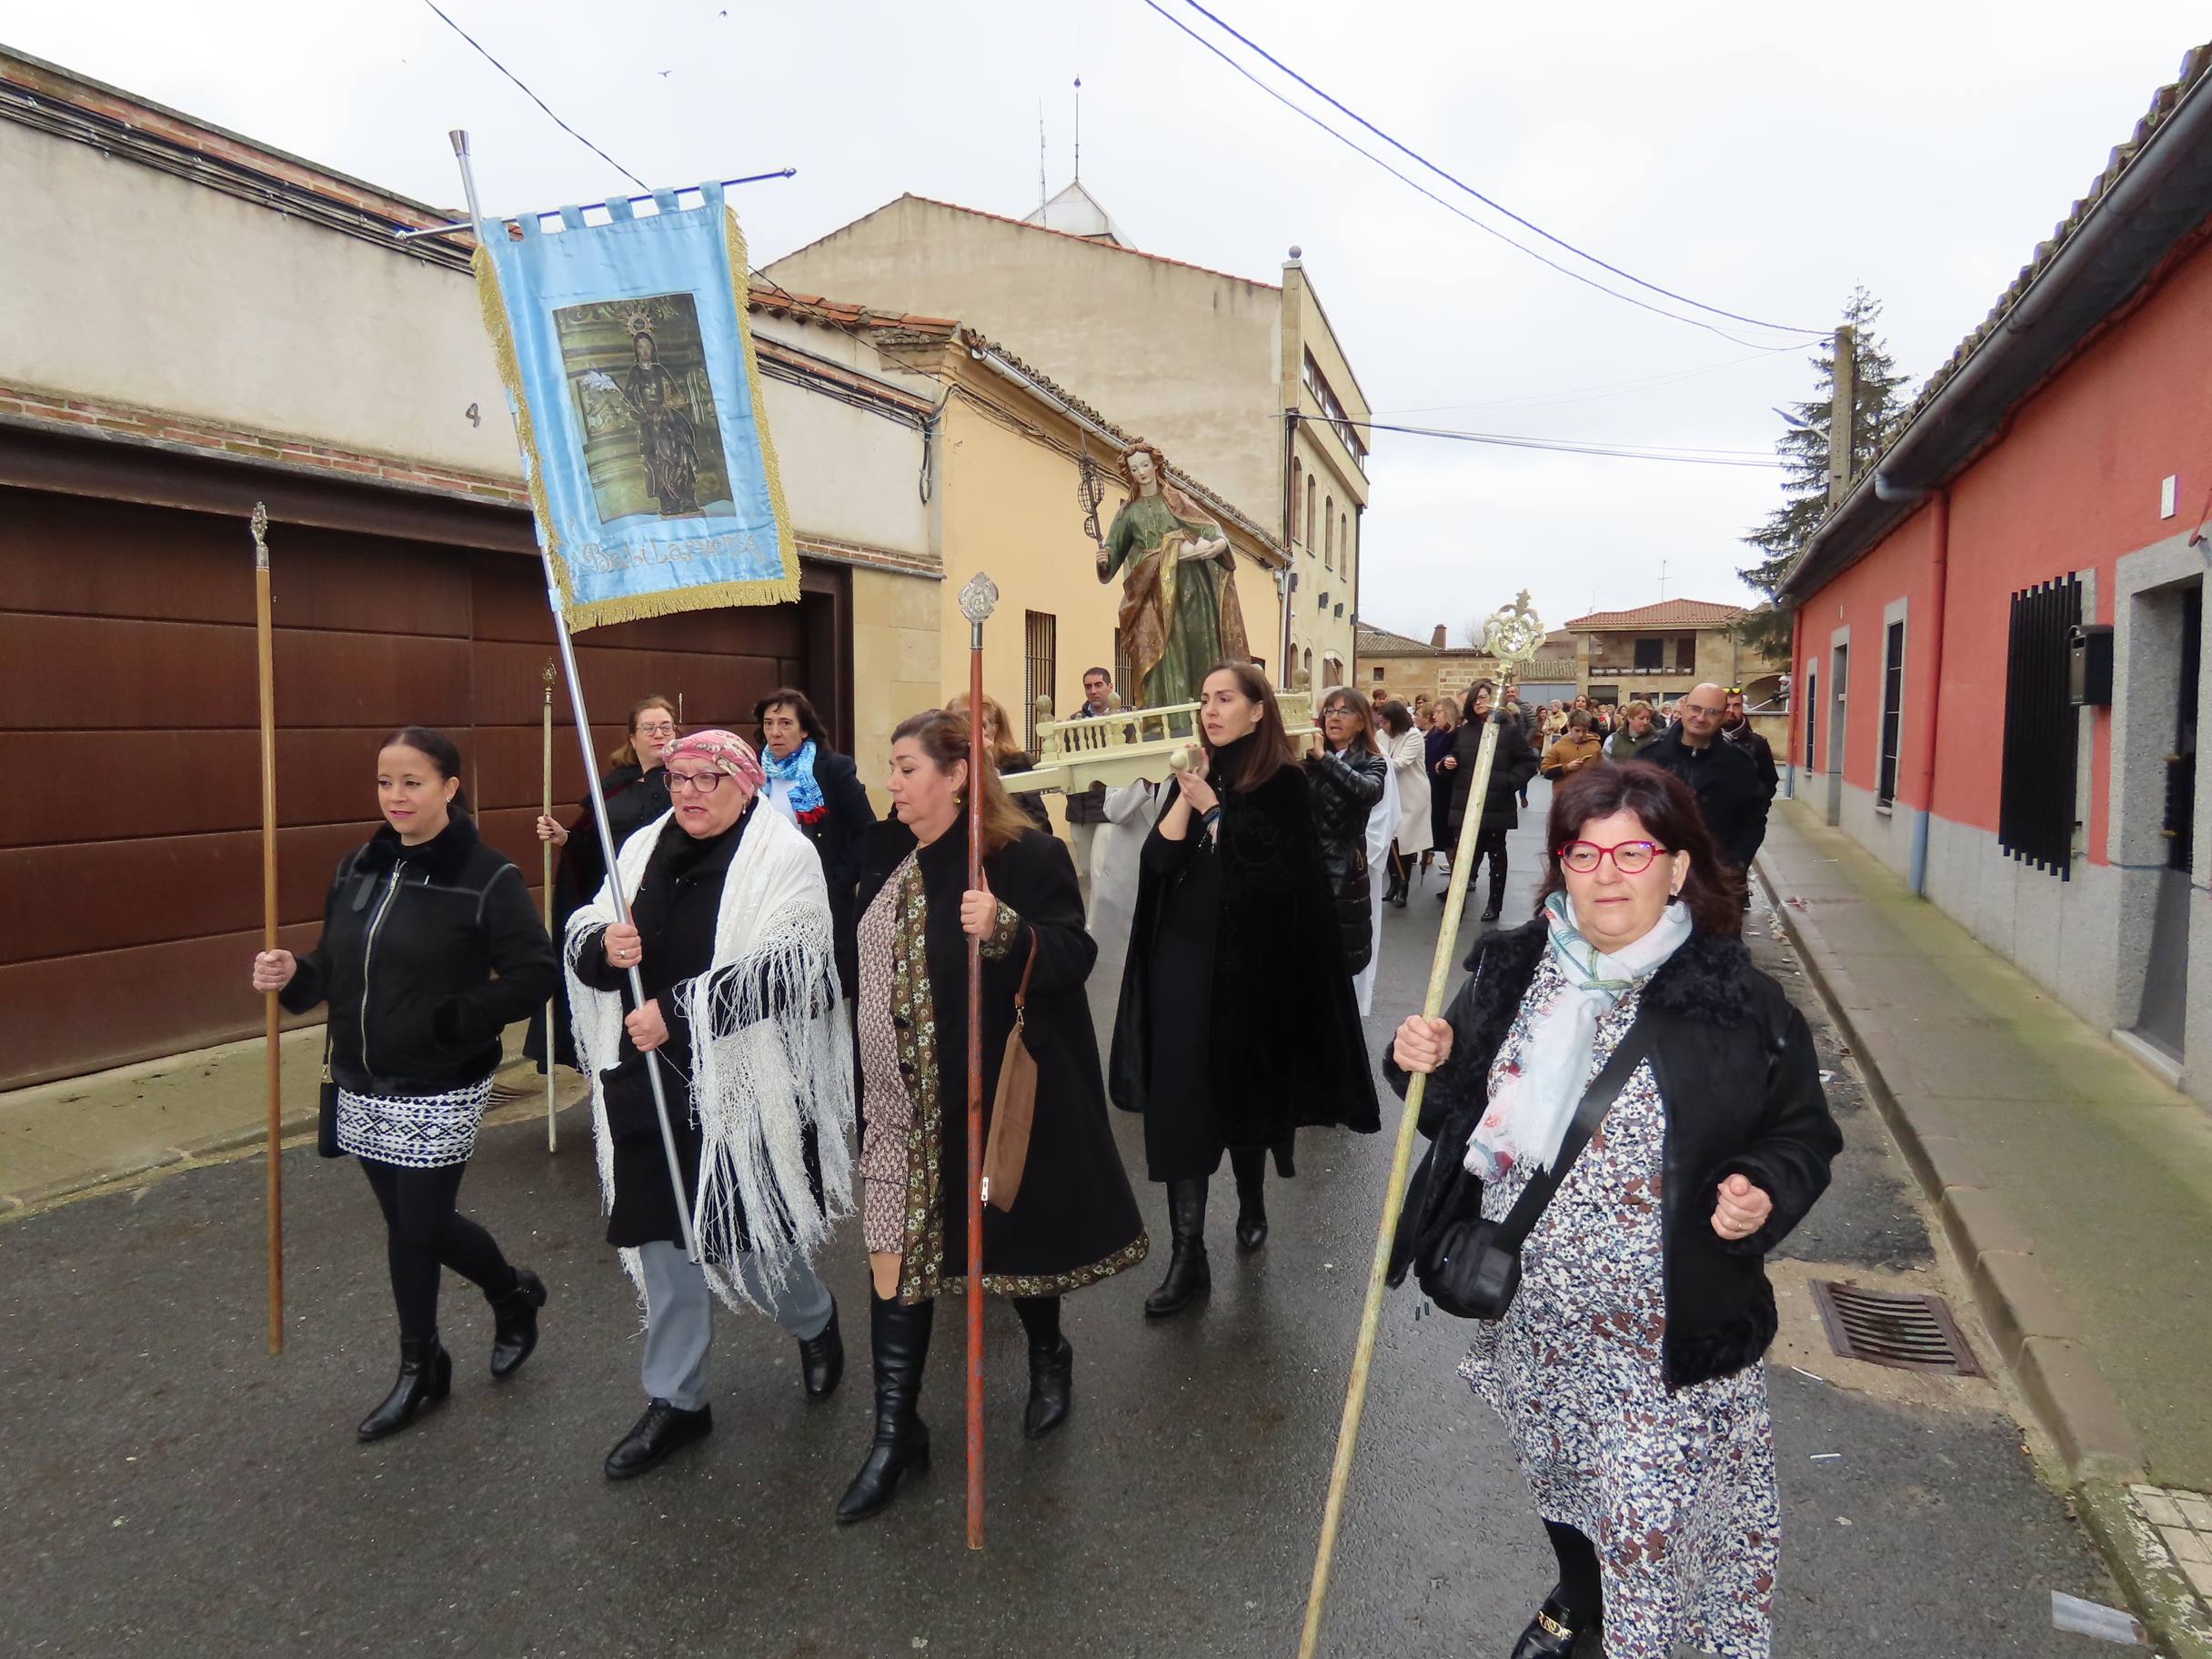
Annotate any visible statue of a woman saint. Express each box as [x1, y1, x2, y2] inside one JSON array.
[[1097, 441, 1250, 708]]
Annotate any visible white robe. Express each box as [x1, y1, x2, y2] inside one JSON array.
[[1388, 727, 1433, 856], [1085, 779, 1159, 986], [1351, 761, 1399, 1016]]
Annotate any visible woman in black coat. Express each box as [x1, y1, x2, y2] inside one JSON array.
[[838, 709, 1147, 1523], [1304, 686, 1388, 978], [250, 728, 558, 1443], [1111, 663, 1382, 1319], [753, 687, 877, 995], [1442, 680, 1542, 924], [528, 693, 680, 1072], [1423, 697, 1460, 875], [1388, 762, 1839, 1659]]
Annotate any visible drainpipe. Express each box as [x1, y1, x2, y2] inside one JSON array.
[[1876, 474, 1950, 895]]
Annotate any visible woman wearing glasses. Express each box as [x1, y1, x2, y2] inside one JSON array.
[[566, 730, 853, 1482], [1388, 763, 1838, 1659]]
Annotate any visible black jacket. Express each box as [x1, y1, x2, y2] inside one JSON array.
[[1303, 746, 1387, 974], [1643, 727, 1769, 870], [283, 816, 558, 1097], [1445, 715, 1541, 835], [1722, 720, 1781, 803], [780, 747, 876, 995], [1386, 917, 1840, 1390]]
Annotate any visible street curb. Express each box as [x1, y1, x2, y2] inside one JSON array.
[[2077, 1482, 2212, 1659]]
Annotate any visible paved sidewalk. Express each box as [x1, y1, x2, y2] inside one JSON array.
[[1759, 799, 2212, 1655]]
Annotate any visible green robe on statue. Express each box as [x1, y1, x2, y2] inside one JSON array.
[[1101, 491, 1251, 709]]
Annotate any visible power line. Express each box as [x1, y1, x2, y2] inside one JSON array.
[[1136, 0, 1806, 350], [1370, 348, 1786, 417], [1177, 0, 1825, 337], [419, 0, 649, 191], [1304, 413, 1783, 468]]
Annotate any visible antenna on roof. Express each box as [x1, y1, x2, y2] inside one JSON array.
[[1073, 75, 1082, 183], [1658, 558, 1670, 601]]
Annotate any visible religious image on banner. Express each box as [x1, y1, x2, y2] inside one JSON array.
[[472, 180, 798, 628]]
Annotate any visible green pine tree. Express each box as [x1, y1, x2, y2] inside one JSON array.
[[1735, 287, 1911, 654]]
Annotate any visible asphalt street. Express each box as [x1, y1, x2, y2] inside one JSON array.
[[0, 781, 2124, 1657]]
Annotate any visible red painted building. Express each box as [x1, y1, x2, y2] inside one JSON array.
[[1782, 45, 2212, 1106]]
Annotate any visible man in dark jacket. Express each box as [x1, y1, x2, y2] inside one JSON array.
[[1644, 682, 1768, 881], [1722, 689, 1781, 801], [1062, 666, 1117, 902]]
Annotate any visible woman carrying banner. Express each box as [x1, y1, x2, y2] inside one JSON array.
[[1387, 763, 1838, 1659], [1111, 663, 1380, 1317], [249, 728, 559, 1442], [837, 709, 1146, 1523], [528, 694, 680, 1073], [566, 730, 854, 1481], [753, 687, 875, 996]]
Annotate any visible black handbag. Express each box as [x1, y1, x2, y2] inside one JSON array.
[[1413, 1022, 1654, 1321], [316, 1028, 343, 1159], [600, 1051, 680, 1144]]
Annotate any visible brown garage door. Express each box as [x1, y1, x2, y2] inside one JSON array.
[[0, 485, 836, 1090]]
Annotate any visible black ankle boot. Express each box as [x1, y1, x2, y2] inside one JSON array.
[[1507, 1594, 1596, 1659], [357, 1333, 451, 1443], [1229, 1148, 1268, 1252], [1014, 1296, 1072, 1440], [836, 1293, 934, 1523], [488, 1268, 547, 1381], [1481, 878, 1506, 924], [1143, 1179, 1212, 1318], [603, 1398, 713, 1480], [799, 1296, 844, 1400]]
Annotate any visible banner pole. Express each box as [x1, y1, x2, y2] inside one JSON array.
[[453, 129, 699, 1261], [251, 502, 285, 1357], [1295, 711, 1502, 1659], [957, 573, 999, 1553], [543, 659, 558, 1154]]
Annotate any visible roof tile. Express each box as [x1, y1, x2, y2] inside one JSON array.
[[1563, 599, 1746, 630]]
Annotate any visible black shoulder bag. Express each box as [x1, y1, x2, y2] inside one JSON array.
[[1415, 1021, 1654, 1321]]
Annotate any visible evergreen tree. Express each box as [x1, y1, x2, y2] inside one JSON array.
[[1735, 287, 1911, 654]]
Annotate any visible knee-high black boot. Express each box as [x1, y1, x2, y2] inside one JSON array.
[[1228, 1145, 1269, 1252], [1013, 1295, 1072, 1439], [1142, 1179, 1212, 1319], [835, 1292, 934, 1523]]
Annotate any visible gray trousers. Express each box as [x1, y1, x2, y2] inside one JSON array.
[[638, 1240, 834, 1412]]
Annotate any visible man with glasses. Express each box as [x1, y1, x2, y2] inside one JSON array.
[[1644, 681, 1766, 900]]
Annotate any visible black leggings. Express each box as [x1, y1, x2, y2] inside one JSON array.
[[358, 1158, 516, 1342], [1545, 1520, 1604, 1628], [1465, 822, 1510, 898]]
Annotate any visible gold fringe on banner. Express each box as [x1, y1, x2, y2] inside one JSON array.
[[470, 208, 803, 631]]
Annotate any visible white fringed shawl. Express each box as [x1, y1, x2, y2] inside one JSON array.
[[566, 808, 854, 1312]]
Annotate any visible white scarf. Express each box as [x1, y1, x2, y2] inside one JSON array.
[[1465, 890, 1691, 1181], [566, 808, 854, 1313]]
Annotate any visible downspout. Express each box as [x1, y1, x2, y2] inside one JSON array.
[[1875, 474, 1950, 895]]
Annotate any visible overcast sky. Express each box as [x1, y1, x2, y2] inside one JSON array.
[[6, 0, 2204, 641]]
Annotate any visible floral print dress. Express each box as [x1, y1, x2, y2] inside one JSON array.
[[1461, 955, 1780, 1659]]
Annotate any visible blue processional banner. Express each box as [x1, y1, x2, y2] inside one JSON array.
[[472, 181, 797, 628]]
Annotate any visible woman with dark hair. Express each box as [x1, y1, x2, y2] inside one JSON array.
[[1389, 762, 1840, 1659], [946, 690, 1053, 830], [754, 686, 875, 994], [838, 710, 1146, 1522], [1443, 682, 1542, 925], [1111, 663, 1381, 1315], [250, 728, 559, 1442], [1307, 686, 1391, 1014], [1379, 699, 1431, 909]]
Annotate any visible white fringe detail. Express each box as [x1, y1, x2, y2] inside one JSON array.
[[565, 808, 855, 1314]]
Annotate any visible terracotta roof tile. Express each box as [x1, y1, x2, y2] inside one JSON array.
[[745, 287, 959, 335], [1563, 599, 1746, 630]]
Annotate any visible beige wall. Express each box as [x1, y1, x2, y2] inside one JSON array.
[[0, 118, 518, 478], [1282, 264, 1364, 687], [850, 567, 943, 809]]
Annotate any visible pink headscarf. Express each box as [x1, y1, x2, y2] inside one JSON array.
[[661, 729, 765, 806]]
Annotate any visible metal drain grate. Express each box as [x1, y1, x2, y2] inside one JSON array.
[[1809, 1282, 1984, 1377]]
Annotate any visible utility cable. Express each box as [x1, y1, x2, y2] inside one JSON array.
[[1177, 0, 1825, 337], [419, 0, 649, 191], [1303, 412, 1782, 468]]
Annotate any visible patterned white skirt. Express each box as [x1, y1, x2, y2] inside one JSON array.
[[337, 1076, 495, 1169]]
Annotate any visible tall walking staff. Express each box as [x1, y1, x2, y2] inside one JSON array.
[[957, 571, 999, 1553], [1297, 597, 1547, 1658], [541, 659, 558, 1153], [448, 130, 699, 1260], [250, 502, 285, 1356]]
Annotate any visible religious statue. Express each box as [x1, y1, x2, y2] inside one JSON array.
[[621, 328, 701, 517], [1095, 440, 1250, 709]]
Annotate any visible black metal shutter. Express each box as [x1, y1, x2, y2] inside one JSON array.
[[1997, 575, 2081, 876]]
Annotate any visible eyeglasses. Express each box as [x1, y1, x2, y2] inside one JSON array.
[[666, 770, 728, 794], [1322, 706, 1357, 719], [1556, 840, 1666, 875], [635, 722, 677, 737]]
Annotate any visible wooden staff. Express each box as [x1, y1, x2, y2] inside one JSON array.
[[1296, 706, 1503, 1657], [957, 572, 999, 1553], [542, 659, 558, 1152], [250, 502, 285, 1357]]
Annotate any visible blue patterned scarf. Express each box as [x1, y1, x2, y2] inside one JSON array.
[[760, 738, 826, 823]]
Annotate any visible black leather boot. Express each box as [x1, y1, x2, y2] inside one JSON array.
[[488, 1268, 547, 1381], [603, 1398, 713, 1480], [357, 1333, 451, 1443], [1481, 876, 1505, 924], [1229, 1146, 1268, 1252], [1143, 1179, 1212, 1318], [1014, 1295, 1072, 1440], [798, 1296, 844, 1400], [1507, 1594, 1595, 1658], [836, 1292, 934, 1523]]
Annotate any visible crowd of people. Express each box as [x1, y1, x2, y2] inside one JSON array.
[[247, 657, 1831, 1657]]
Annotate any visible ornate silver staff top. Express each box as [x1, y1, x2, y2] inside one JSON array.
[[1480, 589, 1547, 667], [958, 572, 1000, 626], [249, 501, 270, 569]]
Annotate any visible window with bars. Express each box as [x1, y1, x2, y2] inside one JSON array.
[[1023, 610, 1056, 752], [1877, 618, 1905, 809], [1998, 575, 2082, 876]]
